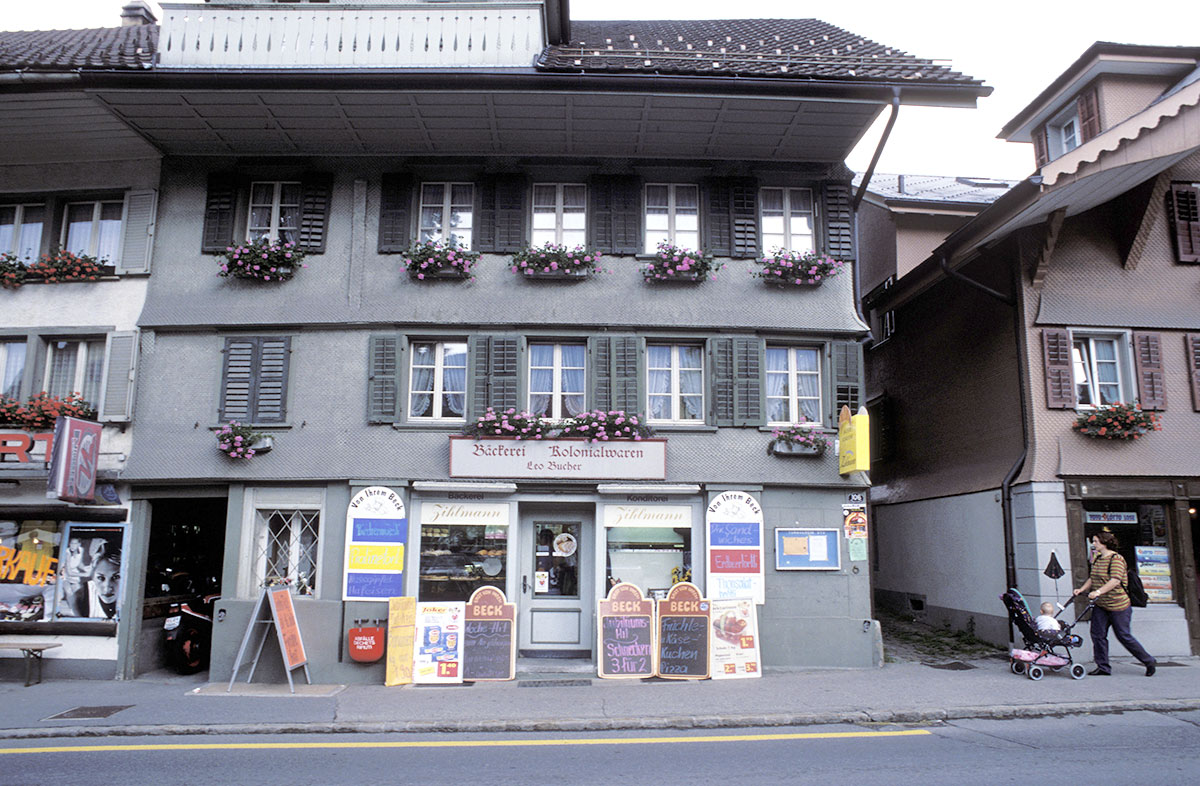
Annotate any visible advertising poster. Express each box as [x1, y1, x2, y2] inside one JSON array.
[[843, 504, 868, 562], [1135, 545, 1173, 601], [709, 598, 761, 679], [54, 523, 128, 620], [343, 486, 407, 601], [413, 602, 464, 684], [705, 491, 764, 605], [385, 596, 416, 686]]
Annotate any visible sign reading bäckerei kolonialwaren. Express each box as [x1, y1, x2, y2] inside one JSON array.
[[449, 437, 666, 480]]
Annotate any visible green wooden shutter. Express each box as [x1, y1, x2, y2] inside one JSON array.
[[712, 337, 763, 426], [99, 330, 138, 423], [219, 337, 256, 422], [367, 334, 401, 423], [478, 175, 527, 253], [254, 337, 291, 423], [822, 182, 854, 260], [711, 338, 736, 426], [116, 189, 156, 274], [831, 341, 862, 421], [1132, 332, 1166, 411], [469, 335, 520, 418], [1041, 328, 1076, 409], [589, 335, 614, 411], [589, 176, 641, 255], [298, 174, 333, 254], [219, 336, 290, 423], [202, 174, 238, 254], [730, 181, 759, 259], [589, 335, 641, 414], [378, 173, 413, 253], [703, 179, 734, 258]]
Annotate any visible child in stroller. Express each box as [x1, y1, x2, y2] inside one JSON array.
[[999, 588, 1091, 681]]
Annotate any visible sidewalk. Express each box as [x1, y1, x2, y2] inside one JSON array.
[[1, 653, 1198, 740]]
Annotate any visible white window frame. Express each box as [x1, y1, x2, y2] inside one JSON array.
[[646, 343, 705, 424], [408, 340, 468, 422], [0, 340, 27, 399], [42, 337, 106, 407], [528, 342, 586, 420], [644, 183, 700, 254], [759, 187, 816, 254], [1070, 330, 1132, 408], [242, 487, 325, 599], [531, 183, 587, 247], [419, 182, 475, 249], [247, 181, 302, 243], [1048, 107, 1083, 159], [765, 345, 823, 425], [0, 203, 46, 262], [61, 200, 123, 260]]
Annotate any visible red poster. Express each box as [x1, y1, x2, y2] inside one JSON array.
[[709, 549, 761, 574], [267, 587, 308, 669]]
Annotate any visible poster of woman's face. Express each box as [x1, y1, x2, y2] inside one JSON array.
[[55, 524, 127, 620]]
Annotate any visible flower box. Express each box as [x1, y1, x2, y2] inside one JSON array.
[[403, 240, 479, 281], [3, 251, 115, 289], [409, 265, 471, 280], [219, 238, 305, 282], [642, 243, 721, 283], [521, 268, 592, 281], [767, 423, 831, 457], [761, 275, 820, 288], [1073, 402, 1160, 440], [768, 438, 827, 456], [249, 435, 274, 454], [511, 244, 602, 280], [754, 250, 845, 288]]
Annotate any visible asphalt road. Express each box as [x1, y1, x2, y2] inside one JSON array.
[[2, 711, 1198, 785]]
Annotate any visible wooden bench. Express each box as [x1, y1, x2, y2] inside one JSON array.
[[0, 643, 61, 686]]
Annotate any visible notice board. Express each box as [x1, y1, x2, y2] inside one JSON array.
[[597, 582, 655, 679], [463, 586, 516, 681], [775, 528, 841, 571], [656, 582, 710, 679]]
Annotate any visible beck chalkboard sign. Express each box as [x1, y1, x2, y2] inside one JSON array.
[[597, 583, 655, 679], [656, 582, 710, 679], [463, 586, 516, 681]]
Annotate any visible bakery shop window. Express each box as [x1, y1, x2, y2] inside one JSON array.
[[605, 525, 691, 597], [1083, 504, 1175, 603], [418, 519, 507, 602]]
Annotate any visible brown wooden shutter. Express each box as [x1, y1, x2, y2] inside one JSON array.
[[1042, 328, 1076, 409], [1132, 333, 1166, 410], [1033, 127, 1050, 168], [477, 175, 527, 253], [378, 174, 413, 253], [1186, 334, 1200, 412], [1077, 88, 1101, 142], [588, 175, 641, 255], [1166, 184, 1200, 263], [201, 174, 238, 254], [821, 183, 854, 260], [297, 175, 332, 254]]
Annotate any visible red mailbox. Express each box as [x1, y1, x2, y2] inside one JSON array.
[[348, 622, 386, 663]]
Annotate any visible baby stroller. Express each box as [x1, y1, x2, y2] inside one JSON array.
[[999, 588, 1091, 681]]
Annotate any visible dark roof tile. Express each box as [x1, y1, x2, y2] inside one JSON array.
[[0, 26, 156, 70]]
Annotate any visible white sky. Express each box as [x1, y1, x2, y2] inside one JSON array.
[[3, 1, 1198, 180]]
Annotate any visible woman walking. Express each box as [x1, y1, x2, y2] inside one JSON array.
[[1073, 531, 1156, 676]]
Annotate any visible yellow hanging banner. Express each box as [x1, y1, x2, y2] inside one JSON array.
[[838, 406, 870, 475]]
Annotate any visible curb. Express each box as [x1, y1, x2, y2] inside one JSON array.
[[2, 698, 1199, 740]]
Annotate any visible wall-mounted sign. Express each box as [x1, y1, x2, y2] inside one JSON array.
[[597, 582, 655, 679], [775, 528, 841, 571], [1084, 512, 1139, 525], [705, 491, 764, 604], [0, 431, 53, 463], [838, 406, 870, 475], [463, 586, 516, 681], [413, 602, 464, 684], [449, 436, 667, 480], [602, 504, 691, 528], [656, 582, 710, 679], [47, 417, 102, 503], [342, 486, 407, 601], [709, 598, 761, 680]]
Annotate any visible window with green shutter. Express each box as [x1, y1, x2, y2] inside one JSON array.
[[219, 336, 291, 423], [710, 337, 764, 427], [469, 335, 520, 418], [588, 335, 641, 415]]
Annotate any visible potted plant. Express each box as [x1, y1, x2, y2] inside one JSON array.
[[754, 249, 845, 287], [216, 421, 272, 458], [0, 253, 27, 290], [642, 242, 722, 282], [23, 251, 110, 284], [511, 244, 602, 280], [403, 240, 480, 281], [557, 409, 653, 442], [219, 237, 305, 282], [767, 423, 831, 456], [1073, 402, 1161, 440], [0, 392, 95, 430], [464, 407, 549, 439]]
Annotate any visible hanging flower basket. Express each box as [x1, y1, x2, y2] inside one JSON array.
[[219, 237, 305, 282], [511, 244, 603, 280], [403, 240, 479, 281], [1073, 402, 1160, 440], [767, 423, 831, 457], [0, 392, 95, 430], [216, 422, 271, 459], [754, 249, 845, 287], [642, 242, 723, 282]]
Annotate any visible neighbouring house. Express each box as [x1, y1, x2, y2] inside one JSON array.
[[0, 0, 988, 681], [862, 42, 1200, 659]]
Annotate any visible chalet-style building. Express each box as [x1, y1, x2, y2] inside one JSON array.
[[863, 42, 1200, 659], [0, 0, 986, 681]]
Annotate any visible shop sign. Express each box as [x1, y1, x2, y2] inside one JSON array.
[[709, 598, 761, 680], [656, 582, 710, 679], [0, 431, 53, 463], [419, 502, 509, 527], [597, 582, 655, 679], [1084, 512, 1139, 524], [46, 417, 102, 503], [602, 505, 690, 528], [463, 586, 516, 682], [413, 602, 464, 684], [705, 491, 764, 605], [837, 406, 870, 475], [449, 436, 667, 480], [342, 486, 407, 601]]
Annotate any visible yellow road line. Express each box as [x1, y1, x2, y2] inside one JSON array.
[[0, 729, 931, 755]]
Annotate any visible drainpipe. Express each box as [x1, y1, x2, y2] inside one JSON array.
[[853, 88, 901, 211], [939, 254, 1026, 627]]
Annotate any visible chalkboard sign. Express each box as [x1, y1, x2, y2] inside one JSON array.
[[656, 582, 710, 679], [597, 583, 655, 679], [463, 586, 515, 681]]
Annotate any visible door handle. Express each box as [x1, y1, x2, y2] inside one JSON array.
[[522, 575, 529, 594]]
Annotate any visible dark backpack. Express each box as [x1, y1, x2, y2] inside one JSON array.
[[1106, 554, 1148, 607]]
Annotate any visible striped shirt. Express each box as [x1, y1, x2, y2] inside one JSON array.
[[1088, 552, 1131, 611]]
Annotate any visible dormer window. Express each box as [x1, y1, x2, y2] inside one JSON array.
[[1049, 109, 1082, 158], [1059, 118, 1079, 153]]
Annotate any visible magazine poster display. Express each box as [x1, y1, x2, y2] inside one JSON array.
[[413, 602, 464, 683]]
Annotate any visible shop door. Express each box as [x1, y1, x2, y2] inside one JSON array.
[[518, 509, 593, 655]]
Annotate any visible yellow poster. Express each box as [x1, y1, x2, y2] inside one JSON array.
[[385, 596, 416, 686]]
